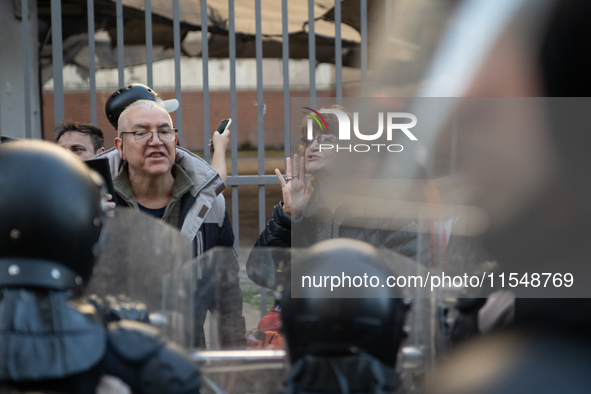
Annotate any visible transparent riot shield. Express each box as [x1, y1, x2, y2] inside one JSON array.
[[86, 208, 193, 343], [414, 200, 498, 357], [168, 247, 286, 394], [173, 246, 435, 394]]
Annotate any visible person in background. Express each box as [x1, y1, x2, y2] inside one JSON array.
[[96, 99, 245, 348], [0, 140, 200, 394], [281, 239, 409, 394], [105, 83, 230, 183], [245, 107, 424, 349], [247, 107, 422, 283], [55, 120, 105, 160]]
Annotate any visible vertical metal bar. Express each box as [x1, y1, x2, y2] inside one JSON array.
[[145, 0, 153, 87], [51, 0, 64, 126], [360, 0, 368, 93], [173, 0, 183, 144], [232, 187, 239, 249], [308, 0, 316, 107], [385, 0, 392, 38], [259, 179, 267, 317], [255, 0, 267, 317], [116, 0, 124, 86], [229, 0, 238, 177], [88, 0, 97, 125], [201, 0, 211, 162], [229, 0, 239, 249], [334, 0, 342, 104], [255, 0, 264, 183], [22, 0, 32, 138], [282, 0, 290, 157]]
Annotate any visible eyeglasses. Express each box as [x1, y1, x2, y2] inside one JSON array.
[[119, 129, 178, 145], [300, 134, 336, 147]]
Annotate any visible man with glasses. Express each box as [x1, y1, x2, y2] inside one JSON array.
[[97, 99, 246, 348], [112, 100, 185, 221]]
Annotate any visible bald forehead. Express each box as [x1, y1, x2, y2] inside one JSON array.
[[118, 104, 172, 132]]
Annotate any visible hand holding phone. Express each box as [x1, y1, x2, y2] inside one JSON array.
[[210, 118, 232, 150], [216, 118, 232, 134], [85, 157, 115, 197], [85, 157, 117, 211]]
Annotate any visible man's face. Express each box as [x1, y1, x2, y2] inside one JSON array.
[[114, 105, 177, 178], [57, 131, 102, 160]]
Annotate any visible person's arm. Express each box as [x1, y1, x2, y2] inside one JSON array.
[[245, 202, 292, 288], [254, 203, 292, 248], [209, 127, 230, 183]]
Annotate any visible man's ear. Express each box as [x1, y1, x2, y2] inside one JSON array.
[[114, 137, 125, 160], [96, 147, 106, 155]]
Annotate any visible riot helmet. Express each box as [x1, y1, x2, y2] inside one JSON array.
[[105, 83, 179, 129], [281, 239, 410, 368], [0, 140, 105, 289]]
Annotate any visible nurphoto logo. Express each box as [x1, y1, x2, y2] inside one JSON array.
[[304, 107, 418, 153]]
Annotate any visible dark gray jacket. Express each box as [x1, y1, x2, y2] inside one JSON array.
[[96, 147, 245, 348]]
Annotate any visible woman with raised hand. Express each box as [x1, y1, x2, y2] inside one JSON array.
[[246, 106, 422, 288]]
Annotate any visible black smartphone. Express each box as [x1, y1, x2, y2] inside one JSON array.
[[211, 118, 232, 149], [216, 118, 232, 133], [85, 157, 115, 197]]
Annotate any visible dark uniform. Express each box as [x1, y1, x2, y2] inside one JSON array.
[[0, 140, 200, 393], [280, 239, 410, 394]]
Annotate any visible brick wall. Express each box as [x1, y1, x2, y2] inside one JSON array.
[[42, 88, 340, 151]]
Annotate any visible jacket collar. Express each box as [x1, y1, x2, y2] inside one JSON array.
[[95, 147, 226, 241], [95, 146, 224, 199]]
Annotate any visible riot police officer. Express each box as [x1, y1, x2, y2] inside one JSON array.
[[280, 239, 410, 394], [0, 140, 200, 394]]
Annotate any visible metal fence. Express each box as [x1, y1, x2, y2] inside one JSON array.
[[17, 0, 370, 316]]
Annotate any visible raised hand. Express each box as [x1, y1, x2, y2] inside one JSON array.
[[209, 126, 231, 183], [275, 154, 314, 218]]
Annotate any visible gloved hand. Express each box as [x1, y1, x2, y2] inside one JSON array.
[[88, 294, 150, 323]]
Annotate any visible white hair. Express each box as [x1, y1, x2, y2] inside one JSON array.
[[117, 99, 170, 133]]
